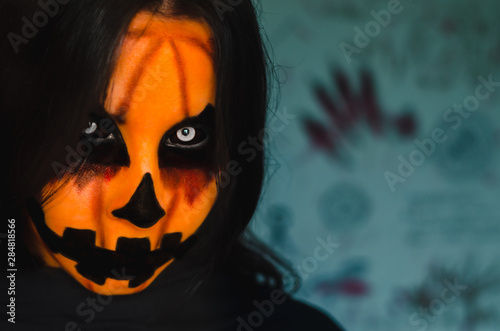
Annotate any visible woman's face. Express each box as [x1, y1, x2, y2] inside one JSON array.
[[30, 12, 218, 295]]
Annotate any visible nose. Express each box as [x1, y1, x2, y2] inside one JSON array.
[[112, 173, 166, 228]]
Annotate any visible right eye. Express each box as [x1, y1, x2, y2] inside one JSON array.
[[82, 120, 116, 145], [80, 115, 130, 167]]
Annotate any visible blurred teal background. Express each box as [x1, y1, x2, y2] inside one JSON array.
[[250, 0, 500, 330]]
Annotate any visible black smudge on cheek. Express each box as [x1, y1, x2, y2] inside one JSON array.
[[160, 167, 212, 206], [74, 163, 120, 191], [177, 168, 212, 206], [160, 167, 180, 189], [68, 115, 130, 190]]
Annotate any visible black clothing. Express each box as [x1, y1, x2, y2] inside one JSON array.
[[1, 257, 344, 331]]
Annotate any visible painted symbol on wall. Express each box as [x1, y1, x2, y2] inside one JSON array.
[[318, 182, 372, 232], [312, 258, 370, 298], [434, 116, 494, 181]]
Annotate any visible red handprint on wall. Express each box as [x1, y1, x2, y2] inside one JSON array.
[[303, 69, 417, 164]]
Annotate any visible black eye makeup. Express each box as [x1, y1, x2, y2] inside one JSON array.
[[80, 114, 130, 167], [82, 115, 116, 144], [158, 104, 215, 168], [164, 125, 209, 148]]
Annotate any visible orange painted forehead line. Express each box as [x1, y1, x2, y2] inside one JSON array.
[[127, 13, 215, 57], [106, 11, 215, 122]]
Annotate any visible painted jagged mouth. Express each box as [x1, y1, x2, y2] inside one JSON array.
[[25, 197, 197, 288]]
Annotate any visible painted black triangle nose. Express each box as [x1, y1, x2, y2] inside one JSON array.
[[112, 173, 165, 228]]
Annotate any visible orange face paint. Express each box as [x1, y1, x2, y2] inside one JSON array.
[[29, 12, 218, 295]]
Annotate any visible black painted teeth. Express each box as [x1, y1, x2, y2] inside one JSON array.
[[57, 227, 185, 288], [62, 228, 96, 247], [129, 270, 156, 288], [116, 237, 151, 253], [160, 232, 182, 251], [76, 263, 108, 285], [60, 230, 182, 254]]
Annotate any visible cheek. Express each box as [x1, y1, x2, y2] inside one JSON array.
[[75, 165, 120, 229], [160, 168, 213, 206], [74, 164, 120, 190], [43, 165, 215, 236], [158, 168, 216, 243], [42, 165, 120, 232], [179, 169, 213, 205]]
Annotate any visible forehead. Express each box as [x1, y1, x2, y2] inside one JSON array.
[[105, 12, 215, 124]]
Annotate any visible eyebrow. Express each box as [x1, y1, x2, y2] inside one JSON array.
[[165, 103, 215, 132], [93, 105, 126, 125], [97, 104, 214, 134], [158, 103, 214, 143]]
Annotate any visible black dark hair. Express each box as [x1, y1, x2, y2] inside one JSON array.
[[1, 0, 294, 290]]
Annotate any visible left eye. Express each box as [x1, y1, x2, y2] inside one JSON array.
[[166, 126, 208, 147], [176, 127, 196, 142]]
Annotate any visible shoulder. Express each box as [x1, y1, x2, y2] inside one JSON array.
[[239, 293, 344, 331], [188, 266, 344, 331]]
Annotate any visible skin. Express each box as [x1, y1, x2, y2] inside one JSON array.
[[30, 12, 218, 295]]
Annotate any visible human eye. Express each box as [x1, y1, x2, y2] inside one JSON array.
[[81, 114, 130, 166], [82, 115, 117, 145], [163, 125, 209, 149], [158, 105, 215, 168]]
